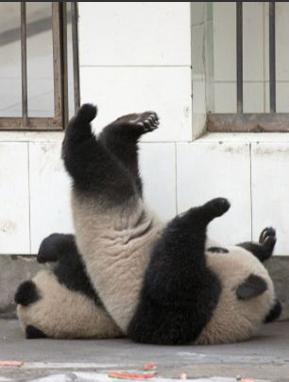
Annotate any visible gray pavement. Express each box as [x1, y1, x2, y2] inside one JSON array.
[[0, 320, 289, 381]]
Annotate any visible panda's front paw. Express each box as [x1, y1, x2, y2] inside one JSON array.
[[259, 227, 276, 253]]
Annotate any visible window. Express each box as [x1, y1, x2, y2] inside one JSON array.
[[204, 2, 289, 133], [0, 2, 79, 130]]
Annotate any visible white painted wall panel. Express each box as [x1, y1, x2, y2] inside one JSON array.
[[29, 141, 74, 254], [252, 142, 289, 255], [0, 143, 30, 254], [177, 142, 251, 245], [79, 2, 191, 66], [139, 143, 176, 222], [80, 67, 192, 142]]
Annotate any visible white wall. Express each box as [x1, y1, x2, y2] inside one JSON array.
[[1, 2, 289, 255]]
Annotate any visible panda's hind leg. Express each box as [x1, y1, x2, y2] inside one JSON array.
[[99, 112, 159, 196], [62, 104, 137, 205]]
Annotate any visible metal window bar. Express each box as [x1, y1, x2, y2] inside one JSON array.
[[236, 1, 243, 114], [207, 2, 289, 133], [71, 2, 80, 112], [269, 1, 276, 113], [0, 2, 79, 131], [20, 2, 28, 126]]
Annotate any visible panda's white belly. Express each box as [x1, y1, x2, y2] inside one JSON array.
[[72, 193, 163, 332]]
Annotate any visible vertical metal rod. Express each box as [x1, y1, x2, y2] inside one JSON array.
[[21, 2, 28, 126], [269, 2, 276, 113], [52, 2, 63, 124], [60, 2, 69, 128], [236, 1, 243, 114], [71, 2, 80, 111]]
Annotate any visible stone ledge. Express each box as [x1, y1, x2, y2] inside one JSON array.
[[0, 255, 288, 319]]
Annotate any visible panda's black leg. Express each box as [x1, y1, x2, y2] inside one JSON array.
[[237, 227, 276, 262], [62, 104, 136, 205], [37, 233, 75, 263], [99, 112, 159, 196], [128, 198, 229, 345]]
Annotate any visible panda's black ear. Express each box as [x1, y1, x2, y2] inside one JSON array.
[[236, 274, 268, 300]]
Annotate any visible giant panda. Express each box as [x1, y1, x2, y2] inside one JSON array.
[[15, 225, 280, 342], [58, 103, 281, 344], [15, 234, 122, 339]]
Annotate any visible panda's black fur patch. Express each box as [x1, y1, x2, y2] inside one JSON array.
[[26, 325, 47, 339], [14, 280, 40, 306], [40, 234, 104, 307]]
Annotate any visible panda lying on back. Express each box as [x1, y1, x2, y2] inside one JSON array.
[[16, 226, 280, 342], [16, 105, 281, 344]]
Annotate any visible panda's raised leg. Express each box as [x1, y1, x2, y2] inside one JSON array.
[[128, 197, 230, 345], [237, 227, 276, 262], [99, 112, 159, 195], [62, 104, 136, 204]]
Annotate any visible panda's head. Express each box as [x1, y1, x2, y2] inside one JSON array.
[[197, 245, 280, 345]]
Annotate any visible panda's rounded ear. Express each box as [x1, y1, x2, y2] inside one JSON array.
[[236, 274, 268, 300]]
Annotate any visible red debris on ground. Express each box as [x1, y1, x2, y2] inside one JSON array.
[[0, 360, 23, 368]]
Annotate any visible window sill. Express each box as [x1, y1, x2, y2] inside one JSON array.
[[196, 132, 289, 144], [0, 131, 64, 143]]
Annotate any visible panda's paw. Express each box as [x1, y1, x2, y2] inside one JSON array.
[[76, 104, 98, 124], [115, 111, 159, 134], [259, 227, 276, 253], [135, 111, 159, 132], [203, 197, 231, 218]]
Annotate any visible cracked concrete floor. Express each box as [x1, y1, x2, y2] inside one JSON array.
[[0, 320, 289, 381]]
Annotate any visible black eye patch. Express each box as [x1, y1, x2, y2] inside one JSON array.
[[236, 274, 268, 300], [207, 247, 229, 254]]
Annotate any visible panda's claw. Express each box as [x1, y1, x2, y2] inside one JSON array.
[[259, 227, 276, 245], [263, 235, 277, 252]]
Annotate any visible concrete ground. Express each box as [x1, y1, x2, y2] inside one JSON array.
[[0, 320, 289, 382]]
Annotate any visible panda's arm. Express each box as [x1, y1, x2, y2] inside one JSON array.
[[237, 227, 276, 263], [128, 198, 228, 345], [144, 198, 229, 303], [37, 234, 76, 264]]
